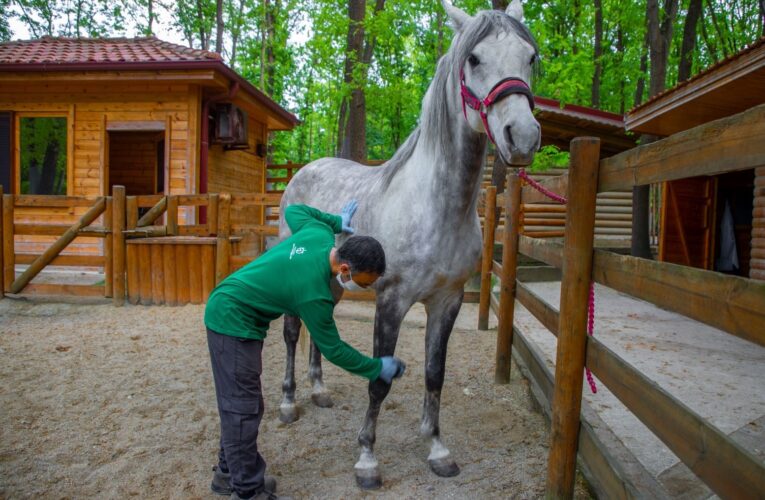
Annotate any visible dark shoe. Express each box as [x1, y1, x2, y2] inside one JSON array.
[[224, 474, 285, 499], [211, 465, 231, 496]]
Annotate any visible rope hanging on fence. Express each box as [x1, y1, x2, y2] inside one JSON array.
[[518, 168, 598, 394]]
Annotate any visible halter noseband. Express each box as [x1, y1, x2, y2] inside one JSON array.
[[459, 69, 535, 145]]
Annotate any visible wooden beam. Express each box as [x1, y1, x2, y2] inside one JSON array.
[[592, 250, 765, 347], [479, 187, 497, 330], [516, 281, 560, 336], [495, 173, 521, 384], [166, 195, 179, 236], [12, 195, 102, 207], [522, 174, 569, 204], [14, 253, 105, 266], [112, 186, 126, 306], [587, 337, 765, 498], [2, 195, 13, 290], [215, 193, 231, 285], [10, 283, 105, 297], [546, 137, 600, 499], [600, 104, 765, 192], [136, 196, 167, 227], [518, 235, 564, 268], [10, 198, 106, 294]]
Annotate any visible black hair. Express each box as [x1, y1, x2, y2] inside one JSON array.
[[337, 236, 386, 276]]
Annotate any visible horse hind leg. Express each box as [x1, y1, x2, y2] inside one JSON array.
[[308, 277, 344, 408], [421, 291, 464, 478], [355, 293, 410, 490], [279, 314, 301, 423]]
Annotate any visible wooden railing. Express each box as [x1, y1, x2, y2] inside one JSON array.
[[479, 103, 765, 498]]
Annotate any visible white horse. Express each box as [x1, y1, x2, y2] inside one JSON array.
[[278, 0, 540, 488]]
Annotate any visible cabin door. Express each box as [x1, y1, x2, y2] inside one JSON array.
[[107, 130, 166, 196], [658, 177, 717, 269]]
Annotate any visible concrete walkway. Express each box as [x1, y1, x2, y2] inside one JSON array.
[[505, 281, 765, 498]]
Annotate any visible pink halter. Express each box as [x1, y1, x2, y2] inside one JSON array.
[[460, 69, 535, 145]]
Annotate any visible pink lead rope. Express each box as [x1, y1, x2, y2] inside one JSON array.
[[518, 168, 598, 394]]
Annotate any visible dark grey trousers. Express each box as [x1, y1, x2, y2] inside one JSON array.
[[207, 328, 266, 499]]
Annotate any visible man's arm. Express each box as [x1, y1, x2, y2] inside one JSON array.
[[298, 299, 382, 381], [284, 204, 342, 235]]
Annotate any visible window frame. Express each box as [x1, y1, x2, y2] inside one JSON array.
[[13, 111, 73, 196]]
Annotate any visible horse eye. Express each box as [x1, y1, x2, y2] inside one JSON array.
[[529, 54, 537, 65], [468, 54, 480, 66]]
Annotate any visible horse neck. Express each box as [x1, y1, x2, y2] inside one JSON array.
[[403, 70, 487, 220]]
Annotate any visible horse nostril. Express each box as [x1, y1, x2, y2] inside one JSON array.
[[504, 125, 515, 149]]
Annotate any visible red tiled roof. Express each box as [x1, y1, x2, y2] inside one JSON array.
[[0, 36, 221, 64]]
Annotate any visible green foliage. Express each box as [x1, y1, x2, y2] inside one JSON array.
[[19, 117, 67, 195], [529, 145, 569, 172]]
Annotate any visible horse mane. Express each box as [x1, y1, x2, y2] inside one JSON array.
[[378, 10, 539, 189]]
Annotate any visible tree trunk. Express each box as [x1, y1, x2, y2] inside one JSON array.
[[215, 0, 223, 54], [196, 0, 209, 50], [592, 0, 603, 108], [229, 0, 246, 64], [679, 0, 702, 82], [147, 0, 154, 35], [617, 26, 625, 114], [265, 0, 278, 96]]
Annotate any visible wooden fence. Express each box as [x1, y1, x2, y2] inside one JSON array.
[[478, 103, 765, 498], [0, 186, 281, 305]]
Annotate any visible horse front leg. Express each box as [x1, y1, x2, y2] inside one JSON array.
[[355, 292, 410, 490], [307, 277, 344, 408], [279, 314, 301, 423], [421, 290, 464, 477]]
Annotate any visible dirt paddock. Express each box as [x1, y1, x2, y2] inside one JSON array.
[[0, 297, 590, 499]]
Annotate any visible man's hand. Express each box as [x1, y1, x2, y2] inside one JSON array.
[[378, 356, 406, 384], [340, 199, 358, 234]]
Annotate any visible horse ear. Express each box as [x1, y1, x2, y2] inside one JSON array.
[[441, 0, 471, 32], [506, 0, 524, 22]]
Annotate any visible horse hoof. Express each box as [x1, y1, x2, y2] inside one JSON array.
[[355, 468, 382, 490], [279, 406, 299, 424], [311, 392, 334, 408], [428, 457, 460, 477]]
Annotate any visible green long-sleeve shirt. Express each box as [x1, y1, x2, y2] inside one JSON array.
[[204, 204, 382, 381]]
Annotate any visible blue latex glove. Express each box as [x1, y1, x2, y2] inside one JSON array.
[[340, 199, 358, 234], [378, 356, 406, 384]]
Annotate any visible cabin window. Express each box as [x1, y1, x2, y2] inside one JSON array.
[[17, 115, 68, 195]]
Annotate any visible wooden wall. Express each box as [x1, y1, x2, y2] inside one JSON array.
[[753, 167, 765, 280], [208, 117, 268, 255], [109, 131, 163, 196], [0, 78, 199, 255]]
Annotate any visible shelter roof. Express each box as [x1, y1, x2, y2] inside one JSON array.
[[0, 36, 299, 130], [534, 96, 637, 157], [626, 36, 765, 136]]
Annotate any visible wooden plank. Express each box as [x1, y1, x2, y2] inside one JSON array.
[[135, 194, 164, 207], [12, 195, 102, 208], [599, 104, 765, 192], [516, 281, 560, 336], [518, 235, 564, 268], [177, 194, 210, 206], [229, 224, 280, 236], [150, 244, 164, 305], [587, 337, 765, 499], [201, 244, 215, 301], [112, 186, 126, 306], [178, 225, 212, 237], [126, 243, 140, 304], [163, 244, 177, 306], [106, 120, 165, 131], [126, 196, 138, 229], [138, 243, 152, 305], [188, 244, 202, 304], [546, 137, 600, 499], [230, 192, 283, 205], [492, 260, 503, 277], [14, 253, 105, 266], [522, 174, 569, 204], [592, 250, 765, 347], [479, 186, 497, 330], [137, 196, 167, 227], [166, 195, 178, 236], [215, 194, 231, 285], [12, 283, 105, 297], [175, 244, 190, 305], [10, 198, 106, 294], [207, 194, 219, 235], [104, 198, 113, 298], [496, 173, 522, 384]]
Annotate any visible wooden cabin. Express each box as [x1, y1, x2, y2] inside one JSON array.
[[0, 36, 298, 256], [626, 36, 765, 280]]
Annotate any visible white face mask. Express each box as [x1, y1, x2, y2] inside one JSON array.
[[336, 270, 365, 292]]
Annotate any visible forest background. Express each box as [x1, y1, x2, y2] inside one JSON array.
[[3, 0, 763, 169]]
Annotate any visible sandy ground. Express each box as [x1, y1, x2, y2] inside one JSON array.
[[0, 297, 592, 499]]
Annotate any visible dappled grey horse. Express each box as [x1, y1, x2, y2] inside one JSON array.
[[278, 0, 540, 488]]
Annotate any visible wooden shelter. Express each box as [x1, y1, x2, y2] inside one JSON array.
[[626, 36, 765, 280], [0, 36, 298, 256]]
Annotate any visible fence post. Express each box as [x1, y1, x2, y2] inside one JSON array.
[[166, 195, 178, 236], [478, 186, 497, 330], [113, 185, 126, 306], [495, 172, 522, 384], [207, 194, 219, 235], [215, 193, 231, 285], [2, 193, 13, 292], [104, 197, 113, 298], [545, 137, 600, 499]]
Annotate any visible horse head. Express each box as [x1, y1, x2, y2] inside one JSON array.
[[444, 0, 540, 165]]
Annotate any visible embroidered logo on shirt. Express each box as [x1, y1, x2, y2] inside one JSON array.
[[290, 243, 306, 260]]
